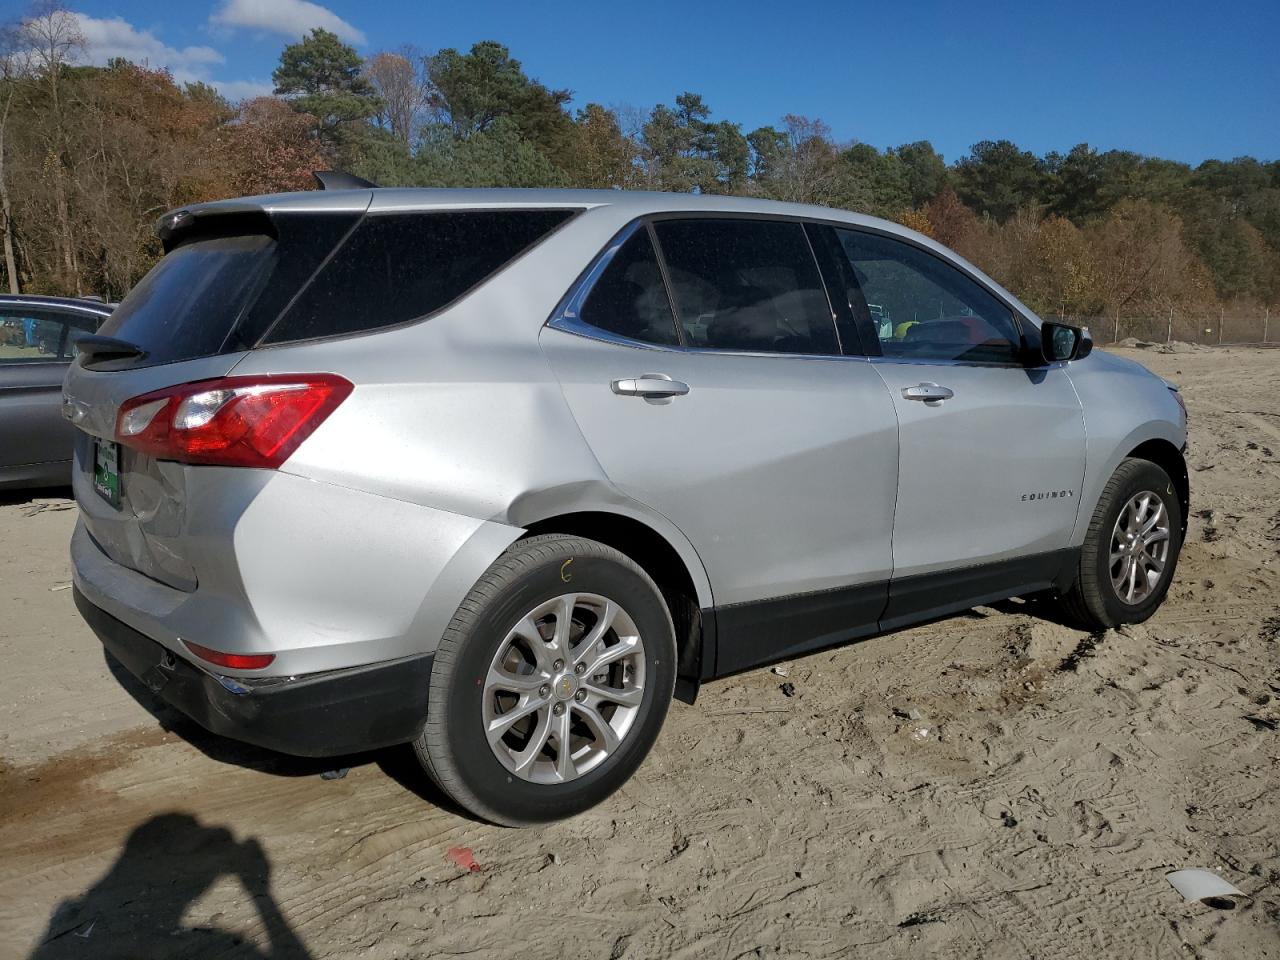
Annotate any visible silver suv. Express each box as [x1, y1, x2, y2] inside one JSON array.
[[65, 187, 1188, 825]]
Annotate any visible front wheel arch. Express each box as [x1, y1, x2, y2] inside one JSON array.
[[1125, 439, 1189, 539]]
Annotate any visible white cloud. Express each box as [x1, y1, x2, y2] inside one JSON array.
[[212, 79, 274, 100], [56, 11, 270, 103], [209, 0, 367, 45], [69, 12, 224, 83]]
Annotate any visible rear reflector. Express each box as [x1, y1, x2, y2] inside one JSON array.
[[184, 641, 276, 671], [115, 374, 352, 468]]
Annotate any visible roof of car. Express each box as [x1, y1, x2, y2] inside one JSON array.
[[160, 187, 1043, 325], [0, 294, 114, 315], [176, 187, 906, 233]]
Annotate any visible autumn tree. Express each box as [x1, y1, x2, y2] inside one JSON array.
[[0, 23, 22, 291], [1084, 199, 1212, 316], [17, 0, 84, 291], [922, 187, 980, 251], [222, 96, 327, 196]]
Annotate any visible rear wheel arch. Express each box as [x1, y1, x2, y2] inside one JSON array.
[[519, 511, 712, 702]]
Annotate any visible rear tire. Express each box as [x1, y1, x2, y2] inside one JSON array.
[[415, 534, 676, 826], [1060, 457, 1183, 630]]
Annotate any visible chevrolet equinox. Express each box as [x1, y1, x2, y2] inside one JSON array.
[[65, 186, 1188, 825]]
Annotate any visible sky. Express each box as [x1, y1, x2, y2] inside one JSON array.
[[9, 0, 1278, 165]]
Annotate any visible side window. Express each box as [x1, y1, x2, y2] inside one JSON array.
[[0, 309, 76, 363], [653, 219, 838, 355], [266, 210, 575, 344], [835, 229, 1022, 364], [575, 228, 680, 345]]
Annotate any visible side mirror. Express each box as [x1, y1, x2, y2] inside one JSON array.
[[1041, 321, 1090, 362]]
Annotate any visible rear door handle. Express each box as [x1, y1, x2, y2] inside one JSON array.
[[611, 375, 690, 399], [902, 382, 954, 403]]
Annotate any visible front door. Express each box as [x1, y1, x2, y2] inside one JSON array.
[[824, 226, 1086, 625]]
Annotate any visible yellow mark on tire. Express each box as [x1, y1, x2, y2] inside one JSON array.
[[560, 558, 573, 582]]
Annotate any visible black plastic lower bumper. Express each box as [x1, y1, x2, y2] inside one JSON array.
[[75, 587, 432, 757]]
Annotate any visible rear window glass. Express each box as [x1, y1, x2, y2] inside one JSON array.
[[96, 209, 574, 367], [96, 235, 274, 366], [264, 209, 575, 344], [652, 219, 839, 355]]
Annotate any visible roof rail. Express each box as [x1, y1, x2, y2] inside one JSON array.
[[312, 170, 378, 190]]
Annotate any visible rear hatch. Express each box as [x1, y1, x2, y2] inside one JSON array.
[[64, 191, 577, 591], [65, 193, 371, 589]]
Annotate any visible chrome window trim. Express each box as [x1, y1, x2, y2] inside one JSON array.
[[548, 314, 680, 352], [546, 211, 1055, 369], [0, 300, 112, 320], [545, 316, 871, 364]]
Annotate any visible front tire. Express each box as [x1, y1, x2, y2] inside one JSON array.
[[1060, 457, 1183, 629], [415, 534, 676, 826]]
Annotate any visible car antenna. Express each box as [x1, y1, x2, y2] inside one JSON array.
[[312, 170, 378, 190]]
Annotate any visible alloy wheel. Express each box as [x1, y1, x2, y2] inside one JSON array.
[[482, 593, 646, 784], [1109, 490, 1171, 605]]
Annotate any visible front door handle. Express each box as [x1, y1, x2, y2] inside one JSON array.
[[902, 382, 954, 404], [611, 374, 690, 399]]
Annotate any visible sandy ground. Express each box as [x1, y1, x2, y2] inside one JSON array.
[[1, 346, 1277, 960]]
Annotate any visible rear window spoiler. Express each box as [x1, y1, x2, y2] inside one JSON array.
[[155, 205, 276, 253], [155, 172, 375, 251], [75, 334, 148, 364]]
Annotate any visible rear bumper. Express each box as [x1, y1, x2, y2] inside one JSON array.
[[69, 466, 523, 677], [76, 586, 432, 757]]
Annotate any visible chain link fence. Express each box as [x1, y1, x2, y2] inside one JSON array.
[[1052, 310, 1275, 346]]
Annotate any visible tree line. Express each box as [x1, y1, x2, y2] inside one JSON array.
[[3, 3, 1278, 326]]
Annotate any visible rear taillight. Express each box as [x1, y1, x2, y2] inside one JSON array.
[[183, 641, 275, 670], [115, 374, 352, 468]]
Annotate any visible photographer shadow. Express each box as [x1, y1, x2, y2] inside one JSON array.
[[28, 813, 311, 960]]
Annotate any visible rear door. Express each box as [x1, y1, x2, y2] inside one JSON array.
[[821, 226, 1086, 625], [540, 217, 900, 672], [0, 304, 103, 471]]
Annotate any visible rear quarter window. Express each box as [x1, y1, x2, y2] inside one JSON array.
[[263, 209, 576, 344]]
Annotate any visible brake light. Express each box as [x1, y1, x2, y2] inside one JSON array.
[[115, 374, 352, 468], [183, 640, 275, 670]]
